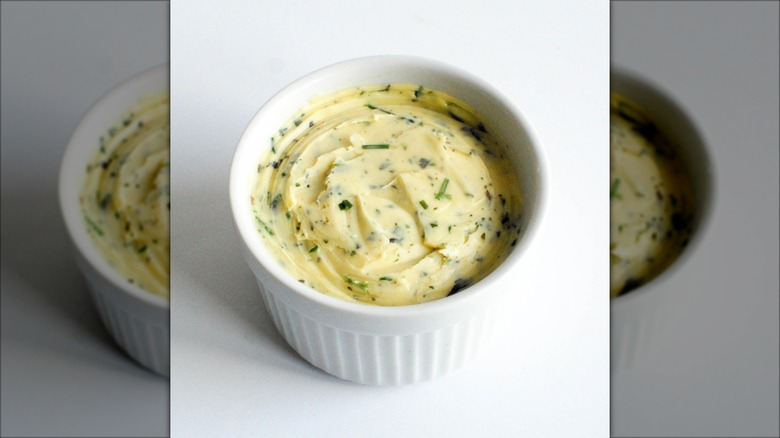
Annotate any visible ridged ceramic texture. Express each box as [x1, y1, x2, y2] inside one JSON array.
[[88, 285, 170, 376], [260, 282, 494, 385], [75, 252, 170, 377], [611, 296, 673, 373]]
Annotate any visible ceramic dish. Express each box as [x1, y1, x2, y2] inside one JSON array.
[[59, 65, 169, 377], [230, 55, 547, 385], [610, 67, 714, 372]]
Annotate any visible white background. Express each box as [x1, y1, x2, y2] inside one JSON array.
[[1, 2, 169, 437], [611, 2, 779, 437], [170, 0, 610, 437]]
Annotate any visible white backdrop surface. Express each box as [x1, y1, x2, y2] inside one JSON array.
[[170, 1, 610, 437]]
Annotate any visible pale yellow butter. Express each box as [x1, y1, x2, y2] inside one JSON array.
[[252, 84, 522, 306], [81, 93, 170, 298], [610, 93, 693, 297]]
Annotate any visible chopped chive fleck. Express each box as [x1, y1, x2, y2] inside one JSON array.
[[98, 194, 112, 210], [84, 216, 104, 236], [269, 194, 282, 210], [362, 144, 390, 150], [309, 245, 319, 253], [344, 276, 369, 290], [365, 103, 394, 115], [418, 158, 431, 169], [138, 245, 148, 253], [285, 212, 291, 219], [338, 199, 353, 210], [435, 178, 452, 200], [379, 276, 393, 281], [414, 86, 424, 98], [255, 216, 275, 235], [419, 200, 429, 209], [430, 222, 438, 228], [446, 103, 466, 124], [610, 178, 621, 199]]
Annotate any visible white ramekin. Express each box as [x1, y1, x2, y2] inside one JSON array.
[[610, 68, 714, 373], [230, 55, 547, 385], [59, 65, 169, 377]]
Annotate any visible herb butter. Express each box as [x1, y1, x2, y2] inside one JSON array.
[[81, 93, 170, 297], [252, 84, 522, 306], [610, 93, 693, 297]]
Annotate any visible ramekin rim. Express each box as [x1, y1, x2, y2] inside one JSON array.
[[59, 63, 170, 309], [230, 55, 547, 318], [610, 66, 715, 307]]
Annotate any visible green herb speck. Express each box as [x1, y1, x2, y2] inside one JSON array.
[[84, 215, 104, 236], [362, 144, 390, 150], [435, 178, 451, 200], [611, 178, 621, 199], [255, 216, 275, 235], [365, 103, 394, 115], [344, 276, 368, 290], [98, 194, 111, 210]]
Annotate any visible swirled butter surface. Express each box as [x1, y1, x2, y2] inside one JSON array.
[[252, 84, 522, 306], [610, 93, 693, 298], [81, 93, 170, 298]]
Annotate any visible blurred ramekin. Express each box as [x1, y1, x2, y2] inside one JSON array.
[[230, 55, 547, 385], [59, 65, 169, 377], [611, 67, 714, 372]]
